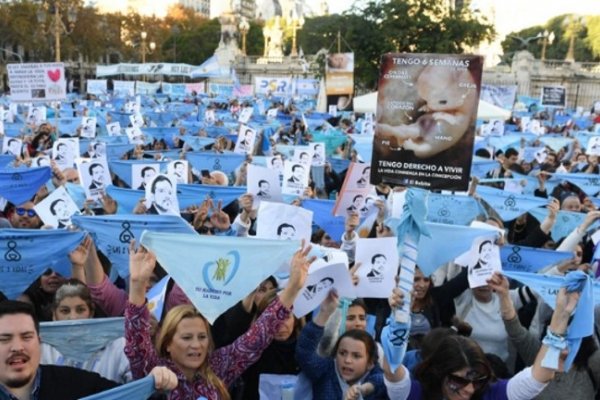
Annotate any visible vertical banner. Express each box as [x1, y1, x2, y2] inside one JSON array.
[[7, 63, 67, 102], [371, 53, 483, 191], [326, 52, 354, 111]]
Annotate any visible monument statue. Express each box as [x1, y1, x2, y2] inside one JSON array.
[[264, 16, 284, 59]]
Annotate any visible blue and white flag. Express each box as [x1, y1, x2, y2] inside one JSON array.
[[301, 199, 345, 242], [140, 231, 301, 324], [72, 215, 196, 278], [40, 317, 124, 364], [552, 173, 600, 197], [0, 229, 85, 299], [80, 375, 155, 400], [501, 245, 574, 273], [105, 143, 135, 160], [146, 275, 170, 321], [470, 158, 499, 178], [529, 208, 598, 241], [426, 193, 482, 226], [477, 185, 547, 221], [109, 160, 168, 188], [416, 222, 501, 276], [105, 186, 145, 214], [183, 136, 216, 151], [0, 167, 51, 205], [486, 134, 521, 152], [177, 184, 247, 208], [185, 152, 245, 176], [537, 136, 573, 152]]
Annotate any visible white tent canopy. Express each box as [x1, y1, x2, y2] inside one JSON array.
[[352, 91, 512, 120]]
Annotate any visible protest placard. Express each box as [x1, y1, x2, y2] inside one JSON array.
[[7, 63, 66, 102]]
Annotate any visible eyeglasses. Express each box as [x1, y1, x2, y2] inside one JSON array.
[[446, 373, 489, 391], [15, 208, 37, 217]]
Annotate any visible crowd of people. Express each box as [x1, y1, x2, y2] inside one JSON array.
[[0, 89, 598, 400]]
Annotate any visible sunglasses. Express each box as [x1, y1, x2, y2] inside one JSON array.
[[15, 208, 37, 217], [446, 373, 489, 391]]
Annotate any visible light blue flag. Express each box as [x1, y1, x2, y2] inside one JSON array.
[[57, 117, 82, 136], [486, 134, 522, 152], [552, 173, 600, 197], [72, 215, 196, 278], [146, 275, 170, 321], [140, 230, 301, 323], [501, 245, 574, 273], [80, 375, 155, 400], [509, 172, 559, 197], [105, 186, 145, 214], [416, 222, 500, 276], [470, 158, 500, 178], [177, 184, 246, 208], [505, 271, 593, 371], [477, 185, 547, 221], [311, 132, 348, 157], [537, 136, 573, 152], [185, 152, 245, 175], [0, 229, 85, 298], [183, 136, 216, 151], [426, 193, 482, 226], [302, 199, 345, 242], [0, 155, 15, 169], [105, 144, 135, 160], [528, 207, 599, 241], [40, 317, 124, 364], [108, 160, 168, 188], [142, 127, 180, 148], [0, 167, 51, 205], [65, 182, 87, 210], [349, 135, 373, 163], [328, 158, 350, 174]]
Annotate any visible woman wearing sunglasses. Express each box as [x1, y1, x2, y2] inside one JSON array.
[[383, 279, 580, 400]]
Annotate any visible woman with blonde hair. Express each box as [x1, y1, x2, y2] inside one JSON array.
[[124, 239, 315, 400]]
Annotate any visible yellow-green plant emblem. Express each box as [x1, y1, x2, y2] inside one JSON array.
[[212, 257, 230, 281]]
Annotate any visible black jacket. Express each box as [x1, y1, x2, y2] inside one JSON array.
[[37, 364, 117, 399]]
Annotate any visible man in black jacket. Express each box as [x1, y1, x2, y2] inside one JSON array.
[[0, 301, 177, 399]]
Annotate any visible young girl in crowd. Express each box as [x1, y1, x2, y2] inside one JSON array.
[[296, 291, 388, 399], [40, 278, 131, 383], [124, 240, 315, 400]]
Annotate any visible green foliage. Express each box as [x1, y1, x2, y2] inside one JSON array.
[[501, 14, 599, 62]]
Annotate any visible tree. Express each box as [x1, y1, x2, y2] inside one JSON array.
[[501, 14, 598, 62]]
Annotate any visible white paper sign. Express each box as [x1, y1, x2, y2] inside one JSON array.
[[76, 157, 111, 201], [8, 63, 66, 102], [52, 138, 78, 171], [238, 107, 253, 123], [234, 125, 257, 155], [354, 237, 399, 298], [454, 235, 502, 288], [80, 117, 97, 138], [2, 137, 22, 157], [167, 160, 189, 184], [144, 174, 179, 215], [587, 136, 600, 156], [34, 186, 80, 229], [282, 161, 309, 196], [293, 263, 355, 318], [247, 164, 282, 204], [256, 201, 312, 243], [132, 163, 159, 191]]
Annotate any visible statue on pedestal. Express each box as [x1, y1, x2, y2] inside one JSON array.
[[263, 17, 284, 59]]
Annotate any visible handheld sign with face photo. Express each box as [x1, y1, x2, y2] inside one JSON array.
[[80, 117, 97, 138], [205, 109, 216, 123], [89, 141, 106, 159], [106, 122, 122, 136], [292, 146, 314, 167], [454, 235, 502, 288], [34, 186, 80, 229], [486, 120, 505, 136], [234, 125, 257, 155], [310, 143, 326, 167], [293, 263, 355, 318], [167, 160, 189, 184], [52, 138, 78, 171], [333, 162, 373, 217], [238, 107, 253, 123], [76, 157, 111, 201], [125, 127, 144, 145], [27, 106, 47, 126], [132, 163, 159, 191], [354, 237, 399, 298], [266, 108, 278, 119], [247, 164, 282, 204], [361, 113, 374, 135], [267, 155, 285, 175], [33, 155, 51, 168], [2, 137, 22, 157], [256, 201, 312, 243], [145, 174, 179, 216], [587, 136, 600, 156], [282, 161, 309, 196], [130, 113, 144, 128], [328, 105, 338, 117]]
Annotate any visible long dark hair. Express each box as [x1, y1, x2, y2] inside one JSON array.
[[415, 335, 493, 400], [333, 329, 378, 368]]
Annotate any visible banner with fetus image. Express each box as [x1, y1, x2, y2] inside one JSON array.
[[371, 53, 483, 191]]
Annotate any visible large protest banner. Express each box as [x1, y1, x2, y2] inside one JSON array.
[[371, 53, 483, 191], [7, 63, 67, 102], [326, 52, 354, 111], [480, 84, 517, 110]]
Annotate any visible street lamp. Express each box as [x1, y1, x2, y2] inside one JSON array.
[[238, 17, 250, 56], [171, 25, 180, 63], [140, 31, 155, 64], [538, 30, 555, 61], [37, 1, 78, 62], [290, 14, 305, 57]]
